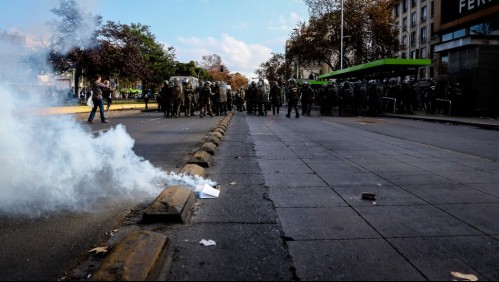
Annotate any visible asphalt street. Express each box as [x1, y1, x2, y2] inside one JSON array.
[[5, 105, 499, 281]]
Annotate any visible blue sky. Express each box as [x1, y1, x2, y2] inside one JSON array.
[[0, 0, 309, 77]]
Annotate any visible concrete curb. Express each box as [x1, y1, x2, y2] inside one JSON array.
[[91, 230, 169, 281], [199, 142, 217, 155], [89, 110, 236, 281], [179, 163, 207, 178], [187, 150, 213, 167], [142, 186, 196, 224]]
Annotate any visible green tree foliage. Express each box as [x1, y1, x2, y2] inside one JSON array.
[[48, 0, 176, 94], [255, 53, 287, 84], [287, 0, 399, 71]]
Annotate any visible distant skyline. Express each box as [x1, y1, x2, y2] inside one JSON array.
[[0, 0, 309, 77]]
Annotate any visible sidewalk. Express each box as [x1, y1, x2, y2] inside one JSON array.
[[380, 111, 499, 130], [39, 102, 154, 115]]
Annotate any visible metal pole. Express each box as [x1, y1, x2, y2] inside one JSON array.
[[340, 0, 344, 70]]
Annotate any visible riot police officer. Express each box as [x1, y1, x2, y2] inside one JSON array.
[[286, 78, 300, 118], [269, 81, 281, 115]]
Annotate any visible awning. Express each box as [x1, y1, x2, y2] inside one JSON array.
[[317, 58, 432, 80]]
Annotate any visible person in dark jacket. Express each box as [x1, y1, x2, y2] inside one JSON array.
[[88, 74, 111, 123]]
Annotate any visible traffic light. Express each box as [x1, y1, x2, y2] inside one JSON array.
[[220, 65, 224, 72]]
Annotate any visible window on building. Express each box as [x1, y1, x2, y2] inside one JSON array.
[[403, 0, 408, 12], [395, 3, 400, 17], [402, 35, 408, 47], [420, 27, 428, 42], [440, 54, 449, 75], [411, 12, 417, 27], [431, 1, 434, 17], [453, 29, 466, 38], [411, 50, 417, 59], [410, 31, 416, 46], [421, 47, 427, 59], [412, 0, 417, 8], [421, 6, 427, 22], [403, 17, 408, 31]]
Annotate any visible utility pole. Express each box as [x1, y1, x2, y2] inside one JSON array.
[[340, 0, 344, 70]]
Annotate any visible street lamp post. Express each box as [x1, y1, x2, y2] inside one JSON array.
[[340, 0, 344, 70]]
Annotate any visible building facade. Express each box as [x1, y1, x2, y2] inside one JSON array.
[[393, 0, 499, 116], [393, 0, 436, 80], [434, 0, 499, 116]]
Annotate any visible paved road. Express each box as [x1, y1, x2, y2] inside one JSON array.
[[160, 110, 499, 281]]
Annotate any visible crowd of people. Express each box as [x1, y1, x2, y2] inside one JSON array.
[[85, 74, 466, 123]]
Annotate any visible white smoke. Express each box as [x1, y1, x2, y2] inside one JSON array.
[[0, 2, 215, 218]]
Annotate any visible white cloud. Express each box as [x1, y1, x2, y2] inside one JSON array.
[[175, 33, 273, 79], [267, 12, 305, 31]]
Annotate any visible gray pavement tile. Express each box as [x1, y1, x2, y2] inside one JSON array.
[[263, 173, 328, 188], [277, 207, 380, 240], [467, 183, 499, 198], [300, 156, 353, 164], [438, 203, 499, 234], [253, 141, 290, 151], [214, 143, 256, 157], [166, 223, 295, 281], [259, 159, 313, 174], [334, 184, 427, 206], [428, 169, 499, 185], [288, 239, 426, 281], [388, 236, 499, 281], [192, 183, 277, 224], [211, 156, 262, 174], [335, 150, 389, 160], [377, 171, 457, 186], [320, 171, 391, 187], [355, 205, 482, 237], [456, 160, 499, 173], [269, 187, 348, 208], [307, 162, 369, 174], [402, 184, 499, 204], [255, 150, 299, 160], [353, 161, 424, 173]]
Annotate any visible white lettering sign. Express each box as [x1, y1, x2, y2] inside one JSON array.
[[459, 0, 492, 14]]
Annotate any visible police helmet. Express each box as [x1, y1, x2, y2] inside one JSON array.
[[288, 78, 296, 85], [389, 77, 397, 85], [369, 80, 377, 85], [204, 81, 211, 86], [182, 78, 189, 84]]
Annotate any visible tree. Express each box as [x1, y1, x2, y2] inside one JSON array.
[[287, 0, 399, 72], [199, 54, 223, 72], [255, 53, 287, 83], [48, 0, 102, 96]]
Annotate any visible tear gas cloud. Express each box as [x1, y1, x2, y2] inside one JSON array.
[[0, 3, 215, 218]]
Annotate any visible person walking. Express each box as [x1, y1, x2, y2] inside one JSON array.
[[103, 80, 113, 112], [88, 74, 110, 124], [143, 88, 151, 110]]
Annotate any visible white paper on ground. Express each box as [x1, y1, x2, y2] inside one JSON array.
[[197, 183, 220, 199], [199, 239, 216, 246]]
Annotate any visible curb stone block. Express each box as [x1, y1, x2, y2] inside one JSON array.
[[142, 186, 196, 223], [91, 230, 169, 281], [199, 142, 217, 155], [206, 135, 221, 146], [188, 150, 213, 167], [179, 163, 206, 178], [211, 131, 223, 139]]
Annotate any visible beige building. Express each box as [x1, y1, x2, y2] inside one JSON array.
[[393, 0, 436, 80]]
